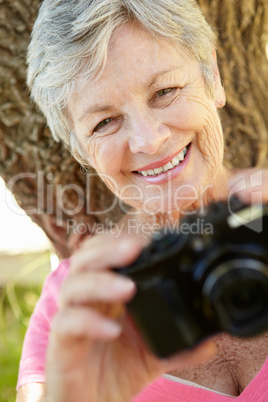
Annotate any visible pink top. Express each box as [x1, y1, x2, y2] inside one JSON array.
[[17, 259, 268, 401]]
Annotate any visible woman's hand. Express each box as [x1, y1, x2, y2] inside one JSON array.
[[45, 233, 216, 402]]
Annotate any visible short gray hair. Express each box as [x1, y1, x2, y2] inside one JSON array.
[[27, 0, 217, 166]]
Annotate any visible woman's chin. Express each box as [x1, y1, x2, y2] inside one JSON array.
[[126, 198, 199, 218]]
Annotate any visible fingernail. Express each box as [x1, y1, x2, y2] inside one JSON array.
[[102, 320, 122, 336], [113, 278, 135, 292], [118, 238, 134, 253]]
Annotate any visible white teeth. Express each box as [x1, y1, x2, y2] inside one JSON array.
[[171, 156, 179, 166], [154, 167, 164, 174], [178, 151, 184, 161], [138, 145, 189, 176], [163, 162, 173, 171]]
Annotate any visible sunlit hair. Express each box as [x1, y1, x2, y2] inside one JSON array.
[[27, 0, 217, 166]]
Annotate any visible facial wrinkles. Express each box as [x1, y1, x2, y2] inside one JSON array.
[[73, 46, 200, 151], [86, 132, 128, 198], [103, 174, 121, 198], [81, 73, 188, 169], [89, 136, 122, 197], [87, 136, 102, 171], [197, 110, 223, 175], [180, 80, 224, 175], [69, 23, 225, 214]]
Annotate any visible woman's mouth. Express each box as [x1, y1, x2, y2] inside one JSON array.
[[134, 143, 191, 177]]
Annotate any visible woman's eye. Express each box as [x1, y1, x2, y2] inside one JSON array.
[[155, 88, 174, 98], [94, 118, 113, 131]]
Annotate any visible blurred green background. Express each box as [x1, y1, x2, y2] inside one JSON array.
[[0, 252, 52, 402], [0, 179, 56, 401]]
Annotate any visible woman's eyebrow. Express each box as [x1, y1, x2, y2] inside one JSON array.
[[79, 104, 114, 123], [146, 66, 182, 89]]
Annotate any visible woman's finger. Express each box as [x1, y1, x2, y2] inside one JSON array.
[[70, 234, 141, 273], [51, 306, 123, 342], [59, 271, 136, 308]]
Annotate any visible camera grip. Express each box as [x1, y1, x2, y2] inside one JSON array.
[[127, 279, 204, 358]]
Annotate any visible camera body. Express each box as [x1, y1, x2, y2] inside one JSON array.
[[118, 198, 268, 358]]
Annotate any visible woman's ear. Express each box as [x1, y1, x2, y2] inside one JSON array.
[[212, 50, 226, 109]]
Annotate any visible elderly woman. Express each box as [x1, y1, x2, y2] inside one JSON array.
[[17, 0, 268, 401]]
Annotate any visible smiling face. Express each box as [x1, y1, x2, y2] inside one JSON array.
[[68, 23, 226, 214]]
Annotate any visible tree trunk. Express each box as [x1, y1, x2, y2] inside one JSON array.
[[0, 0, 267, 258], [198, 0, 268, 168]]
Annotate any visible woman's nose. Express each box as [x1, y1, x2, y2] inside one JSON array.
[[128, 113, 170, 155]]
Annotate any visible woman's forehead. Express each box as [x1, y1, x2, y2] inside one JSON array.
[[76, 23, 196, 93], [106, 23, 187, 68]]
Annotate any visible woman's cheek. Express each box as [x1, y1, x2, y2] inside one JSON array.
[[167, 94, 209, 131], [88, 138, 122, 180], [86, 140, 122, 196], [196, 109, 224, 173], [86, 138, 106, 172]]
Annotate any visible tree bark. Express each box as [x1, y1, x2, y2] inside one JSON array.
[[0, 0, 267, 258], [198, 0, 268, 168]]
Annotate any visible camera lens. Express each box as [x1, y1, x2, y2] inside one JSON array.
[[222, 279, 264, 321], [202, 257, 268, 336], [230, 286, 260, 312]]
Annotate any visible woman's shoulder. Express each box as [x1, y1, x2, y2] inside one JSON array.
[[16, 259, 71, 391], [46, 257, 71, 284], [41, 257, 71, 295], [31, 258, 71, 318]]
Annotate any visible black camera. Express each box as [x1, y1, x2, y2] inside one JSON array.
[[117, 197, 268, 358]]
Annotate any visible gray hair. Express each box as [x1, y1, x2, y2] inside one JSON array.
[[27, 0, 217, 166]]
